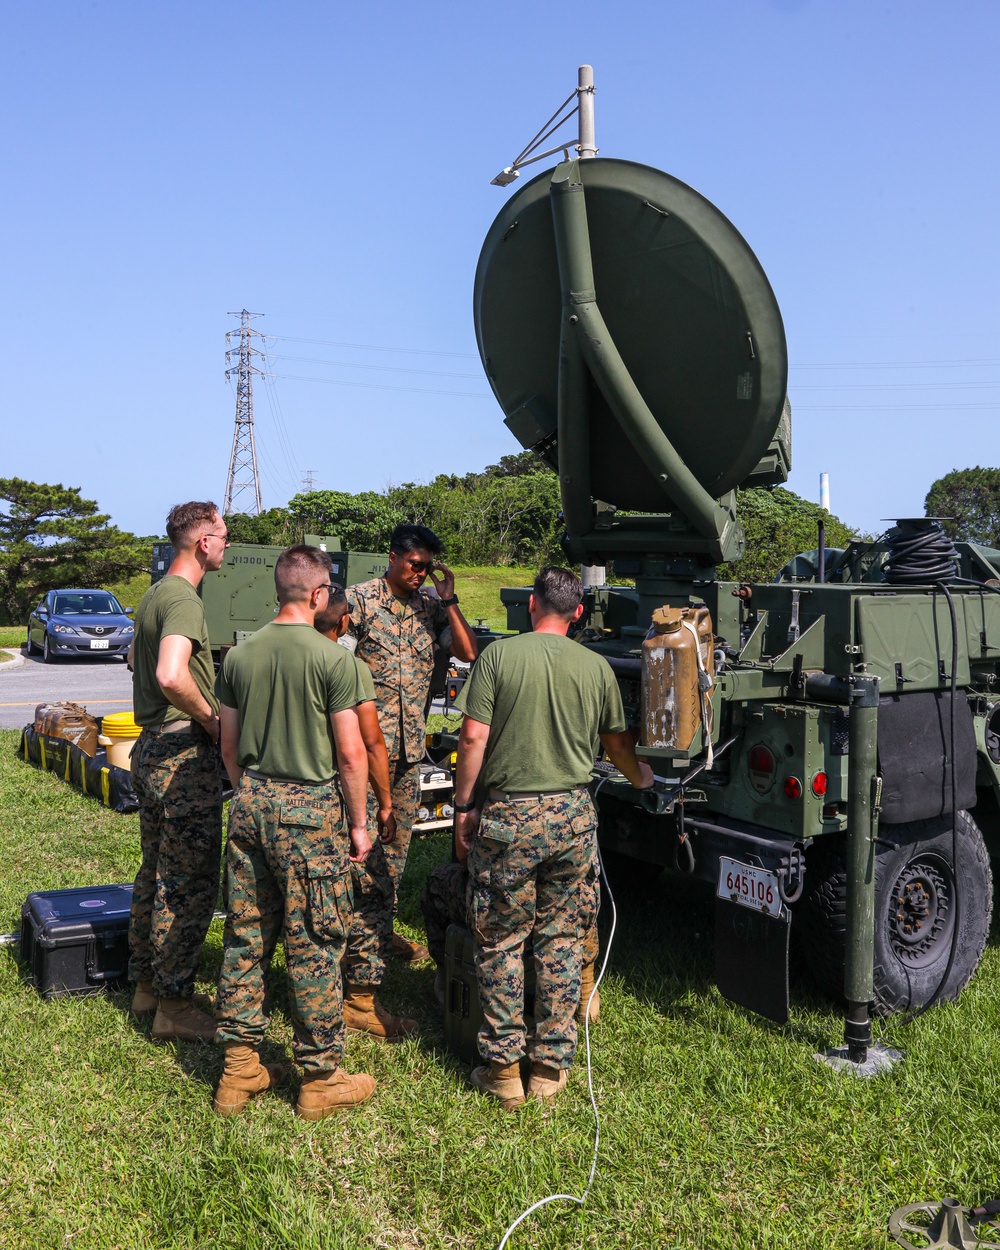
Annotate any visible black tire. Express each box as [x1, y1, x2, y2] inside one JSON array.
[[798, 810, 993, 1015], [25, 631, 38, 656], [42, 634, 56, 664]]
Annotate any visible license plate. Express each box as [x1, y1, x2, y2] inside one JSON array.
[[717, 856, 783, 917], [89, 639, 110, 650]]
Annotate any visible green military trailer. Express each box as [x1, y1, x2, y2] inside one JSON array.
[[152, 536, 387, 653], [474, 136, 997, 1067]]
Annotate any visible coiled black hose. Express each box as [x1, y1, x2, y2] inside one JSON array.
[[883, 520, 958, 584]]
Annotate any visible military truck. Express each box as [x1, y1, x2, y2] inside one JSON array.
[[473, 136, 997, 1064], [152, 537, 387, 653]]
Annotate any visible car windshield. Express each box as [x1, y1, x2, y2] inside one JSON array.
[[53, 593, 123, 616]]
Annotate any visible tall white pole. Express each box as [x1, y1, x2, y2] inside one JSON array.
[[577, 65, 606, 591], [577, 64, 596, 159], [820, 472, 830, 512]]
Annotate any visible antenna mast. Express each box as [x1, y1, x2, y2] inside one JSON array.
[[223, 309, 265, 515]]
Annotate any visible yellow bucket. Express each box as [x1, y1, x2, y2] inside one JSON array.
[[99, 711, 141, 771]]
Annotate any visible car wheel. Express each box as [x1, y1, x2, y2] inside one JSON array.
[[42, 634, 56, 664], [25, 631, 38, 656], [799, 810, 993, 1014]]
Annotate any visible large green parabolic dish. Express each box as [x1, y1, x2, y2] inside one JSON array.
[[473, 158, 788, 513]]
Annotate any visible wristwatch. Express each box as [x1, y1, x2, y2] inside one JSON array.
[[453, 801, 476, 813], [440, 594, 459, 608]]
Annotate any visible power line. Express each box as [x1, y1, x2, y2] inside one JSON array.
[[267, 352, 483, 380], [270, 334, 479, 360], [269, 371, 491, 400], [791, 357, 1000, 371]]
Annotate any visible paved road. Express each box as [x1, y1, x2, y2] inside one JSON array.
[[0, 649, 133, 729]]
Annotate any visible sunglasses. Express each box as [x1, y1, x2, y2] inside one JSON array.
[[407, 560, 435, 573]]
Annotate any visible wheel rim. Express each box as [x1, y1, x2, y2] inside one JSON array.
[[887, 855, 955, 969]]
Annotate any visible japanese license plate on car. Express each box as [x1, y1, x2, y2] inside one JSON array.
[[717, 856, 783, 917], [89, 639, 110, 650]]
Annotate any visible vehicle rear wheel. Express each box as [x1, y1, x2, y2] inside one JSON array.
[[42, 634, 56, 663], [798, 810, 993, 1014]]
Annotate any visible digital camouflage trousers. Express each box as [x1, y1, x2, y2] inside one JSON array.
[[215, 775, 353, 1074], [466, 789, 601, 1069], [128, 727, 222, 998], [420, 861, 599, 969], [343, 757, 422, 986]]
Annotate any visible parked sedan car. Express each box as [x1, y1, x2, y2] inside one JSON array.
[[26, 589, 135, 663]]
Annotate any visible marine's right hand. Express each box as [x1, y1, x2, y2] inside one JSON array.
[[454, 809, 479, 864], [634, 761, 655, 790], [349, 825, 373, 863]]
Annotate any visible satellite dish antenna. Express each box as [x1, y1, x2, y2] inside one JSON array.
[[474, 152, 788, 565]]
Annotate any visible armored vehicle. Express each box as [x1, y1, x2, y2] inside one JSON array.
[[474, 143, 997, 1063]]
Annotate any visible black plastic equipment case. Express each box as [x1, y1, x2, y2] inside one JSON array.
[[20, 884, 133, 999], [442, 923, 534, 1065]]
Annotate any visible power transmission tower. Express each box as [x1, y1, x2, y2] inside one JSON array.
[[223, 309, 265, 515], [301, 470, 318, 492]]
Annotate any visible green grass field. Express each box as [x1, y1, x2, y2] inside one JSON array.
[[1, 734, 1000, 1249]]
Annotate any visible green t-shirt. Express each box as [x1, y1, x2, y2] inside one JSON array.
[[351, 652, 376, 703], [217, 623, 366, 784], [454, 632, 626, 792], [132, 576, 218, 726]]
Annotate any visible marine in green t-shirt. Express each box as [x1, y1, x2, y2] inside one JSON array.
[[127, 501, 229, 1046], [454, 632, 626, 793], [213, 545, 378, 1120], [451, 566, 654, 1111]]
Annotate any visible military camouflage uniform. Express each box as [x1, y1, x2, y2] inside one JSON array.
[[341, 839, 394, 987], [420, 859, 599, 969], [467, 789, 600, 1068], [349, 576, 449, 891], [128, 727, 222, 997], [215, 776, 353, 1072]]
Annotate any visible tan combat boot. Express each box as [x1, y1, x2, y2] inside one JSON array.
[[131, 980, 214, 1021], [391, 932, 430, 962], [343, 984, 418, 1041], [296, 1068, 376, 1120], [151, 997, 218, 1043], [212, 1044, 286, 1117], [470, 1061, 525, 1111], [526, 1062, 568, 1102], [575, 962, 601, 1026]]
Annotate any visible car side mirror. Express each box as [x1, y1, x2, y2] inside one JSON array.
[[125, 607, 134, 615], [37, 609, 48, 618]]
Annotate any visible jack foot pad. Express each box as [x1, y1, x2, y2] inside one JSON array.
[[888, 1197, 1000, 1249], [814, 1039, 903, 1077]]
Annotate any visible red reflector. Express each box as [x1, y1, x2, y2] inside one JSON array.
[[812, 772, 828, 797], [748, 745, 776, 774], [783, 776, 803, 800]]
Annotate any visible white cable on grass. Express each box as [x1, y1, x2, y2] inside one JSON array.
[[495, 779, 618, 1250]]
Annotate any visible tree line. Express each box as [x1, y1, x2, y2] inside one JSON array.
[[3, 465, 997, 625]]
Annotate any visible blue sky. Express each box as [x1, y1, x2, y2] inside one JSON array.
[[2, 1, 997, 540]]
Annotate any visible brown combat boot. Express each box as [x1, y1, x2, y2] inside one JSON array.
[[526, 1062, 568, 1102], [296, 1068, 376, 1120], [151, 997, 218, 1043], [212, 1044, 286, 1117], [391, 932, 430, 962], [343, 984, 418, 1041], [575, 962, 601, 1026], [470, 1061, 525, 1111], [131, 980, 214, 1021]]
